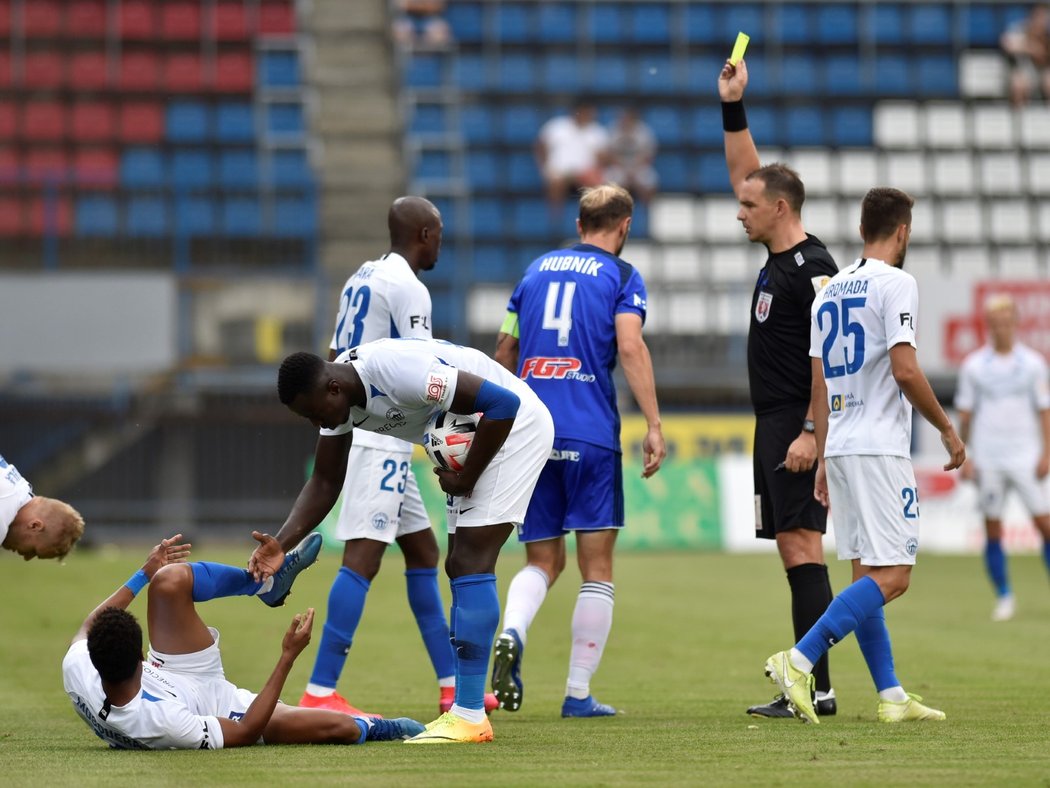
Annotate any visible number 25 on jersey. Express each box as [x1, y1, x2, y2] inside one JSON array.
[[818, 297, 867, 379]]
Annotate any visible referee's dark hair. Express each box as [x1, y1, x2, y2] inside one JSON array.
[[278, 351, 326, 405], [578, 184, 634, 234], [746, 163, 806, 214], [87, 607, 143, 683], [860, 187, 915, 242]]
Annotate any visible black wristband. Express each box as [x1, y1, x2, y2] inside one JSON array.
[[721, 100, 748, 132]]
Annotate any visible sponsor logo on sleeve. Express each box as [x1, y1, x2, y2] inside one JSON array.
[[426, 373, 448, 402], [811, 275, 831, 294], [899, 312, 914, 329]]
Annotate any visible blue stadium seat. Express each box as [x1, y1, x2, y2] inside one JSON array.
[[781, 54, 819, 96], [170, 150, 213, 189], [629, 3, 670, 44], [507, 151, 541, 191], [643, 106, 684, 146], [831, 106, 872, 147], [75, 195, 118, 236], [460, 104, 496, 144], [467, 150, 499, 191], [222, 197, 262, 236], [629, 200, 649, 238], [415, 149, 451, 181], [512, 198, 554, 239], [683, 4, 717, 43], [825, 54, 865, 95], [868, 4, 904, 44], [496, 3, 532, 43], [121, 148, 165, 188], [445, 2, 483, 43], [219, 149, 258, 188], [817, 4, 858, 44], [215, 103, 254, 143], [588, 4, 626, 43], [697, 152, 731, 193], [430, 290, 457, 331], [537, 3, 576, 44], [411, 104, 447, 136], [167, 101, 209, 143], [740, 54, 773, 95], [405, 54, 443, 89], [499, 53, 536, 93], [776, 4, 812, 45], [1003, 4, 1031, 28], [266, 102, 305, 137], [916, 55, 957, 96], [784, 106, 826, 147], [686, 55, 727, 94], [874, 54, 911, 96], [471, 197, 504, 240], [964, 5, 1000, 46], [271, 150, 312, 187], [654, 152, 690, 191], [126, 196, 169, 236], [720, 5, 763, 41], [543, 54, 581, 94], [174, 196, 216, 235], [501, 105, 543, 145], [454, 53, 488, 92], [690, 106, 724, 146], [590, 54, 630, 93], [470, 244, 513, 282], [638, 54, 676, 95], [273, 196, 317, 237], [747, 105, 779, 145], [908, 4, 952, 44], [430, 197, 455, 235], [259, 51, 300, 89]]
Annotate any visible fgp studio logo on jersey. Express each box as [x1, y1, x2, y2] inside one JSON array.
[[755, 291, 773, 323]]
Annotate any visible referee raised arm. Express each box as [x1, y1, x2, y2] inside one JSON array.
[[719, 58, 839, 719]]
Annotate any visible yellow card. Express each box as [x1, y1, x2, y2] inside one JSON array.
[[729, 31, 750, 66]]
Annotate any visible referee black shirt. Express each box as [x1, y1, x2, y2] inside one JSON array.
[[748, 234, 838, 415]]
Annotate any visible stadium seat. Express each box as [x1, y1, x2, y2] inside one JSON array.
[[702, 196, 741, 242], [75, 195, 119, 236], [215, 51, 254, 93], [971, 105, 1016, 149], [470, 197, 504, 240], [405, 54, 443, 89], [126, 195, 169, 236], [454, 53, 488, 92], [218, 149, 258, 188], [72, 148, 117, 188], [1019, 106, 1050, 149], [213, 1, 250, 40], [1037, 202, 1050, 242], [785, 106, 825, 147], [836, 150, 878, 196], [868, 3, 905, 44], [746, 104, 779, 145], [466, 150, 499, 191], [22, 102, 64, 141], [915, 55, 957, 97], [161, 2, 202, 40], [119, 0, 157, 39], [996, 247, 1042, 278], [1029, 154, 1050, 195], [932, 151, 975, 194], [884, 152, 929, 196], [587, 4, 626, 44], [873, 54, 911, 96], [271, 149, 312, 187], [71, 102, 115, 142], [414, 149, 451, 182], [537, 3, 576, 44], [791, 150, 833, 195], [662, 247, 702, 283], [507, 151, 541, 191], [637, 54, 676, 95], [174, 196, 216, 235], [446, 2, 483, 42], [66, 0, 106, 37], [683, 4, 717, 43], [939, 199, 983, 244], [121, 148, 166, 188], [410, 103, 447, 137], [963, 5, 1001, 47], [119, 51, 161, 91], [781, 55, 819, 97], [825, 55, 864, 96], [817, 4, 858, 44], [629, 3, 670, 44], [0, 102, 15, 139], [631, 201, 649, 238], [589, 54, 629, 93], [273, 196, 317, 237], [960, 51, 1008, 99], [495, 3, 532, 43], [708, 246, 750, 285], [222, 197, 262, 236], [776, 4, 811, 45], [164, 52, 206, 92], [23, 51, 64, 90], [653, 152, 691, 192], [27, 194, 72, 237], [499, 53, 537, 93], [260, 51, 300, 89], [690, 106, 725, 147], [543, 54, 581, 94], [831, 106, 872, 147], [803, 199, 843, 242], [69, 51, 109, 91], [909, 197, 937, 243], [924, 103, 968, 149], [24, 148, 66, 183], [167, 102, 210, 143], [0, 195, 20, 235], [24, 0, 62, 37], [258, 1, 296, 35], [499, 105, 542, 145], [732, 53, 772, 96], [908, 4, 952, 44], [720, 5, 763, 42], [470, 245, 512, 282], [0, 50, 11, 88], [460, 104, 495, 144], [215, 102, 254, 143], [266, 102, 305, 137], [696, 153, 730, 193], [643, 106, 684, 146], [171, 149, 214, 189], [118, 102, 163, 143], [874, 102, 921, 149], [988, 200, 1031, 243]]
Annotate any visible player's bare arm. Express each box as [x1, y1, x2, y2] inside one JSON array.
[[494, 331, 520, 374], [1038, 407, 1050, 479], [718, 59, 761, 193], [615, 313, 665, 478], [889, 343, 966, 470], [72, 535, 192, 643], [217, 608, 314, 747], [957, 408, 976, 480], [810, 358, 832, 508]]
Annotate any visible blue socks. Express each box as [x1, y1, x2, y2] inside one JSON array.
[[1042, 540, 1050, 578], [405, 568, 455, 680], [854, 607, 899, 692], [309, 567, 370, 689], [984, 539, 1010, 597], [449, 574, 499, 711], [796, 575, 886, 666], [190, 562, 262, 602]]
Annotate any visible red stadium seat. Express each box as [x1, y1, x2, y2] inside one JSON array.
[[213, 1, 249, 40], [69, 51, 109, 90], [214, 51, 253, 92], [164, 52, 205, 92], [0, 147, 18, 184], [73, 147, 117, 188], [71, 102, 115, 142], [119, 0, 156, 39], [66, 0, 107, 38], [0, 195, 23, 236], [0, 2, 10, 37], [0, 103, 16, 140], [28, 192, 72, 237], [22, 102, 65, 141], [162, 2, 202, 40], [24, 148, 67, 183], [23, 50, 65, 89], [24, 0, 62, 37], [118, 101, 163, 142], [0, 50, 10, 88], [119, 50, 160, 91], [258, 2, 296, 35]]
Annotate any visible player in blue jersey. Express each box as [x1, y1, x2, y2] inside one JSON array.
[[490, 184, 666, 717]]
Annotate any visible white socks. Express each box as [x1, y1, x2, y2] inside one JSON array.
[[789, 647, 814, 674], [501, 565, 550, 646], [450, 703, 486, 724], [565, 581, 614, 700], [879, 686, 909, 703], [305, 683, 335, 697]]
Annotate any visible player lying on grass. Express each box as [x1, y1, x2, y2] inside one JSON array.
[[2, 453, 84, 561], [63, 533, 423, 749]]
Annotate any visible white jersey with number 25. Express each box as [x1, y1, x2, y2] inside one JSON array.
[[810, 258, 918, 459]]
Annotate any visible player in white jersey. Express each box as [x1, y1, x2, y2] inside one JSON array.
[[1, 453, 84, 561], [761, 188, 965, 725], [252, 338, 554, 743], [63, 533, 423, 749], [955, 294, 1050, 621], [297, 197, 494, 716]]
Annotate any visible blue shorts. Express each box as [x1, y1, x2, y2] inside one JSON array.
[[517, 439, 624, 543]]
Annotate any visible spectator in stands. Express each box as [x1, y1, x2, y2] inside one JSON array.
[[536, 99, 610, 219], [1001, 4, 1050, 106], [392, 0, 451, 48], [2, 453, 84, 561], [605, 107, 659, 204]]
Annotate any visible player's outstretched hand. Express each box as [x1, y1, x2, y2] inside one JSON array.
[[281, 607, 314, 660], [143, 534, 192, 580], [814, 463, 830, 508], [433, 467, 476, 497], [784, 431, 818, 473], [249, 531, 286, 583], [941, 429, 966, 472], [718, 58, 748, 102], [641, 426, 666, 478]]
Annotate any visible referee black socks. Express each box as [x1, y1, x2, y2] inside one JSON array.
[[786, 562, 834, 694]]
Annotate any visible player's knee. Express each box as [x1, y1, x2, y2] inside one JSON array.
[[149, 563, 194, 599]]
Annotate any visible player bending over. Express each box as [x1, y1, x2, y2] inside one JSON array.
[[2, 453, 84, 561], [63, 533, 423, 749]]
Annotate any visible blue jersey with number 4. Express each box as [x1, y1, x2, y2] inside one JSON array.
[[507, 243, 647, 452]]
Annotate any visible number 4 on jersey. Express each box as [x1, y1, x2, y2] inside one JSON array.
[[543, 282, 576, 347]]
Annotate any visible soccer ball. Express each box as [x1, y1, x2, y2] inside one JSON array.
[[423, 411, 480, 472]]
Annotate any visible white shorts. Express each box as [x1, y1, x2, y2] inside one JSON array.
[[446, 401, 555, 533], [334, 444, 432, 544], [147, 627, 257, 722], [976, 466, 1050, 519], [826, 455, 920, 566]]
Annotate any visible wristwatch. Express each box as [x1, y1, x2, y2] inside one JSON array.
[[802, 419, 816, 434]]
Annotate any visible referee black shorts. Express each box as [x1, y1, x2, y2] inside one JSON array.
[[753, 403, 828, 540]]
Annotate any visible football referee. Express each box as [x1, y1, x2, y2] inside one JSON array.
[[719, 58, 839, 718]]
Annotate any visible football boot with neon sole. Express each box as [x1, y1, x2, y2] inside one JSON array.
[[877, 693, 946, 722], [748, 691, 837, 718], [403, 712, 494, 744], [764, 651, 819, 724], [561, 695, 617, 717], [490, 629, 524, 711], [299, 690, 381, 718], [257, 532, 323, 607]]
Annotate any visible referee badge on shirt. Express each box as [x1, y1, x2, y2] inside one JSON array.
[[755, 291, 773, 323]]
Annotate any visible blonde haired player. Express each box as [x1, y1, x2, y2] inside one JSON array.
[[955, 294, 1050, 621], [1, 453, 84, 561]]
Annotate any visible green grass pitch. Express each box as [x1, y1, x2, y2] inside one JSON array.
[[2, 544, 1050, 786]]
